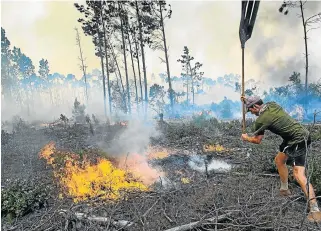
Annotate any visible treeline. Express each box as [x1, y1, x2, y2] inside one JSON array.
[[2, 1, 320, 121], [74, 0, 174, 116], [1, 28, 52, 114], [263, 72, 321, 120]]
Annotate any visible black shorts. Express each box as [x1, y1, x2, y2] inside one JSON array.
[[279, 137, 311, 167]]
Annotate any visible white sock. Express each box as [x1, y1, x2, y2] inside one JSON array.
[[280, 181, 288, 190], [310, 203, 320, 212]]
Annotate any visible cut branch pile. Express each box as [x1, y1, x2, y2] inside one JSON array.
[[4, 174, 320, 231], [2, 118, 321, 231]]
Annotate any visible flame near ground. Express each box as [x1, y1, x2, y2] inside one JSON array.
[[39, 142, 169, 202]]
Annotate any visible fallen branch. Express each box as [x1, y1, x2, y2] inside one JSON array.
[[59, 209, 134, 228], [163, 212, 232, 231], [211, 172, 279, 178]]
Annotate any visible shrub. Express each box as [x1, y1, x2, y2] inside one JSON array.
[[309, 152, 321, 195], [72, 98, 86, 123], [191, 113, 208, 128], [1, 179, 52, 219], [12, 116, 29, 133], [1, 129, 11, 145], [311, 126, 321, 141]]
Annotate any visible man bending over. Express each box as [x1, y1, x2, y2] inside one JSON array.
[[241, 96, 321, 222]]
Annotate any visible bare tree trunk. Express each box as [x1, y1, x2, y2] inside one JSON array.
[[75, 28, 88, 104], [134, 33, 144, 111], [186, 81, 189, 104], [102, 26, 112, 115], [100, 1, 112, 115], [109, 41, 125, 95], [185, 66, 189, 104], [192, 79, 195, 105], [188, 63, 195, 105], [103, 35, 112, 115], [135, 1, 148, 115], [127, 29, 139, 112], [98, 34, 107, 117], [159, 3, 174, 110], [300, 1, 308, 93], [299, 0, 308, 113], [119, 2, 131, 114], [108, 38, 127, 111]]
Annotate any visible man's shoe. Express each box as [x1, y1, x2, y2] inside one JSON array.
[[307, 211, 321, 223], [279, 189, 291, 196]]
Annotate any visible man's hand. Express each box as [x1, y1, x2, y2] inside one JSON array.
[[240, 95, 246, 103], [241, 133, 249, 141], [241, 133, 263, 144]]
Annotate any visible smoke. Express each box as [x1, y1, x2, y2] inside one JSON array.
[[251, 1, 321, 86], [97, 119, 160, 157], [157, 1, 321, 89], [188, 155, 231, 173], [1, 85, 108, 123], [94, 119, 164, 185], [195, 85, 240, 104]]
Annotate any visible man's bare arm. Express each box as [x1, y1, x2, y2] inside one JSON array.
[[241, 134, 264, 144]]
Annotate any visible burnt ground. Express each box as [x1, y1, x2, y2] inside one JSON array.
[[1, 117, 321, 231]]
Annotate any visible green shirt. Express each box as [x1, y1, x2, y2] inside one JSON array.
[[252, 102, 309, 146]]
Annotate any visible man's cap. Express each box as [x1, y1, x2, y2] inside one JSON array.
[[245, 96, 262, 109]]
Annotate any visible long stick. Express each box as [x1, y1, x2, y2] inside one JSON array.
[[163, 213, 231, 231], [242, 47, 246, 133]]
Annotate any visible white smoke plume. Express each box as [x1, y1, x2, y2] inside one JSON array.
[[96, 119, 160, 157]]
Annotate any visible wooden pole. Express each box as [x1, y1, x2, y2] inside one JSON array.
[[242, 47, 246, 133]]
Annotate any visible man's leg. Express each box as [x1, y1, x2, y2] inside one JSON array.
[[293, 165, 321, 222], [293, 166, 318, 209], [275, 152, 291, 195]]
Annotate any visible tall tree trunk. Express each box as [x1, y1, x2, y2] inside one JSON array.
[[75, 28, 88, 104], [98, 34, 107, 117], [134, 33, 143, 111], [103, 33, 112, 115], [300, 1, 308, 93], [192, 79, 195, 105], [186, 78, 189, 104], [188, 62, 195, 105], [119, 3, 131, 114], [127, 28, 139, 111], [100, 2, 112, 115], [108, 38, 127, 111], [185, 66, 189, 104], [109, 40, 125, 95], [135, 1, 148, 115], [102, 26, 112, 115], [299, 0, 308, 113], [159, 3, 174, 110]]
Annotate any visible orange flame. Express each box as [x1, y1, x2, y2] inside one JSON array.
[[118, 153, 164, 185], [61, 158, 147, 202], [146, 146, 170, 160], [39, 141, 56, 165], [119, 121, 128, 126], [39, 142, 148, 202], [203, 144, 226, 152]]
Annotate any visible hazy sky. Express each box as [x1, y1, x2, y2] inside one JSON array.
[[1, 0, 321, 89]]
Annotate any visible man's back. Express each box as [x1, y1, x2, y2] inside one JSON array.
[[254, 102, 309, 145]]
